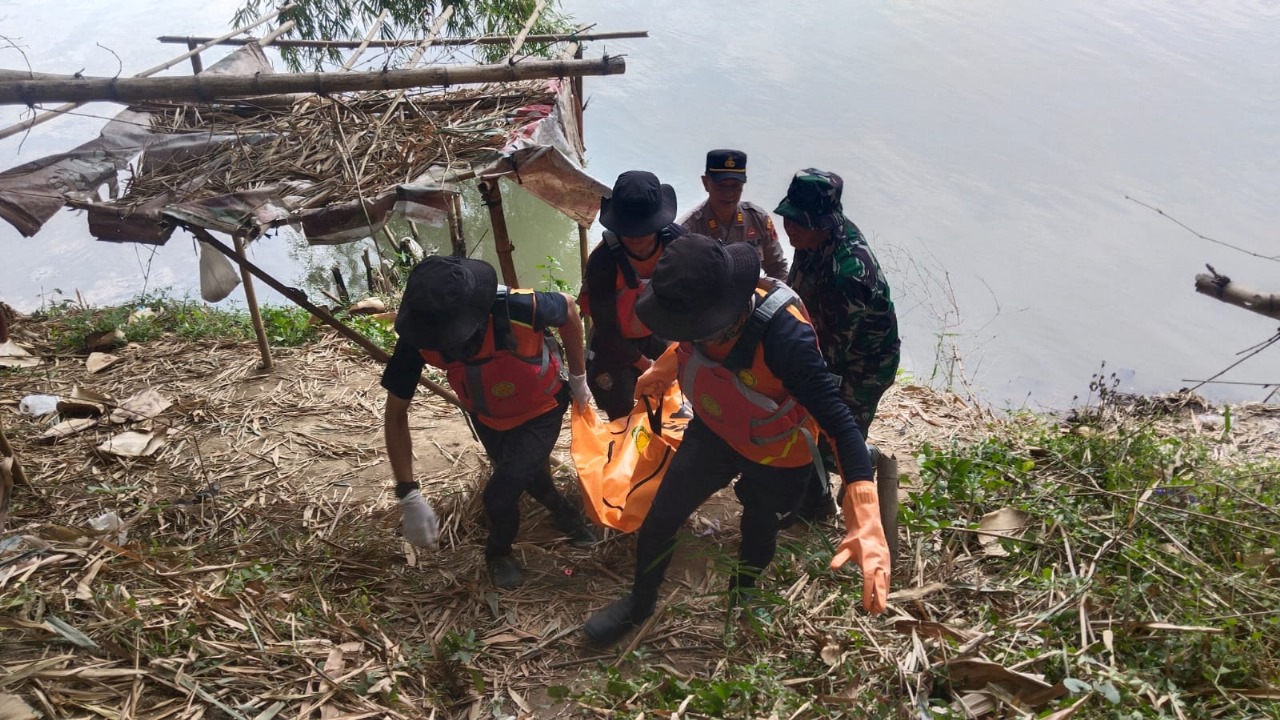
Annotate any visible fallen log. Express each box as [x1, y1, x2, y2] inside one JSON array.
[[0, 56, 624, 105], [1194, 269, 1280, 322], [155, 31, 649, 49]]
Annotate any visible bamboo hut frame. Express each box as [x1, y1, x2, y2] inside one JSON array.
[[0, 7, 631, 394]]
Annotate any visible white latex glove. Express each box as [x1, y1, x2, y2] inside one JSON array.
[[568, 373, 590, 407], [399, 489, 439, 549]]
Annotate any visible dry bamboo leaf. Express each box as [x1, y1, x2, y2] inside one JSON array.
[[978, 507, 1032, 557], [944, 658, 1064, 707], [0, 693, 38, 720], [85, 328, 126, 352], [86, 352, 123, 374], [57, 386, 111, 416], [97, 430, 167, 458], [37, 418, 98, 442], [43, 616, 99, 650], [108, 389, 172, 424], [892, 619, 976, 643], [888, 581, 946, 602], [1042, 695, 1090, 720], [0, 340, 39, 368]]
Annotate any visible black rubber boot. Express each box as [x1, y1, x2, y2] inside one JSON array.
[[584, 595, 653, 646], [554, 509, 599, 549], [486, 554, 525, 589]]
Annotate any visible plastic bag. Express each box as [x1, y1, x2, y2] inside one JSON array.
[[18, 394, 60, 416], [199, 241, 241, 302]]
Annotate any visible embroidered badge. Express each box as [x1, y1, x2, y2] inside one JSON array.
[[490, 381, 517, 399]]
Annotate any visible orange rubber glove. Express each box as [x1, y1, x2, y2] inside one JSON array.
[[830, 481, 891, 614], [633, 344, 678, 401]]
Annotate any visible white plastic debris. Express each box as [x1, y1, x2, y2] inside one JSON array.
[[89, 511, 127, 543], [18, 394, 61, 416]]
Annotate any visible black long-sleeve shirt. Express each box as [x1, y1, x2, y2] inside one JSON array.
[[757, 306, 874, 483]]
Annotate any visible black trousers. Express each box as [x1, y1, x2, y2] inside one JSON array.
[[629, 417, 813, 608], [586, 334, 670, 421], [471, 389, 576, 558]]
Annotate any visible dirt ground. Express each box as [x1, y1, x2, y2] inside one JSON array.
[[17, 323, 1255, 718]]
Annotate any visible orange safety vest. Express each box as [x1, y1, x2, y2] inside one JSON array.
[[602, 231, 653, 340], [677, 285, 819, 468], [420, 288, 564, 431]]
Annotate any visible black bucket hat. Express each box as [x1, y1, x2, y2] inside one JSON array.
[[599, 170, 677, 237], [394, 257, 498, 351], [635, 234, 761, 342]]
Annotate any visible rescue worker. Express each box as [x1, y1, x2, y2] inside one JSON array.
[[775, 169, 901, 539], [385, 257, 597, 589], [583, 235, 890, 646], [679, 149, 789, 280], [579, 171, 687, 419]]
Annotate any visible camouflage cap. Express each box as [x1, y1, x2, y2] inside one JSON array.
[[773, 168, 844, 230]]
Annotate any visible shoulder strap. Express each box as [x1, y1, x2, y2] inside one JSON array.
[[723, 286, 799, 371], [490, 286, 515, 352], [603, 231, 639, 288]]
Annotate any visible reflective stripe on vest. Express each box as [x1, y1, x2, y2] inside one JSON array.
[[677, 286, 819, 467], [420, 287, 563, 431]]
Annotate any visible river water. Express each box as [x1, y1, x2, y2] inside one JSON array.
[[2, 0, 1277, 408]]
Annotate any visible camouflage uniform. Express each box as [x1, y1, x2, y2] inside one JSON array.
[[777, 170, 900, 430]]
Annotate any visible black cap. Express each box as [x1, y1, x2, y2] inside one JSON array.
[[394, 257, 498, 351], [599, 170, 678, 237], [635, 235, 761, 341], [705, 149, 748, 183]]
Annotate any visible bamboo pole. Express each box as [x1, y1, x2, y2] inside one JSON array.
[[578, 224, 589, 278], [235, 233, 274, 371], [478, 178, 519, 287], [0, 55, 625, 105], [501, 0, 548, 64], [155, 31, 649, 49], [186, 226, 464, 409], [1195, 272, 1280, 321], [341, 9, 391, 71], [0, 3, 296, 140]]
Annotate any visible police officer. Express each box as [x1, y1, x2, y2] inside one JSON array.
[[583, 235, 890, 646], [385, 257, 598, 589], [679, 149, 789, 280]]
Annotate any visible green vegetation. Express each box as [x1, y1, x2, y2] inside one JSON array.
[[232, 0, 575, 72]]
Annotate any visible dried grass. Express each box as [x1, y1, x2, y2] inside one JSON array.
[[1, 312, 1277, 718]]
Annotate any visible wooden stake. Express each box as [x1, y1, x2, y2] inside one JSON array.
[[0, 2, 296, 140], [447, 193, 466, 257], [187, 226, 463, 409], [361, 249, 377, 296], [0, 55, 626, 105], [331, 266, 351, 306], [478, 178, 519, 287], [235, 233, 274, 371], [578, 223, 590, 278], [0, 412, 29, 488], [188, 41, 204, 75]]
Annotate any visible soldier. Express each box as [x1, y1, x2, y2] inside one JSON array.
[[774, 169, 902, 548], [679, 149, 789, 280], [583, 235, 890, 646], [385, 257, 598, 589]]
